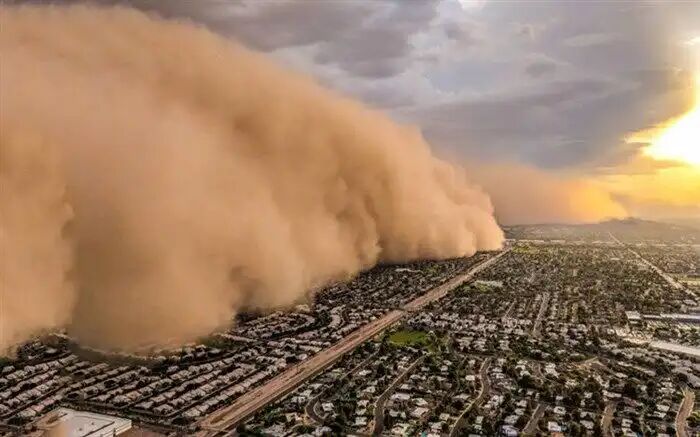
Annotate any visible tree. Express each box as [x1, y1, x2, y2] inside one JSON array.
[[630, 421, 641, 433], [566, 392, 581, 408], [516, 415, 528, 429], [593, 422, 602, 435], [296, 424, 314, 433], [519, 374, 535, 389], [622, 381, 638, 399], [569, 423, 584, 437], [482, 420, 494, 435]]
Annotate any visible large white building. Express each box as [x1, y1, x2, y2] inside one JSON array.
[[38, 408, 132, 437]]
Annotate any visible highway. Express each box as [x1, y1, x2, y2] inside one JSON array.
[[198, 308, 405, 434], [197, 248, 511, 434]]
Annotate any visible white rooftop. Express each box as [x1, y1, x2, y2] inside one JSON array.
[[41, 408, 132, 437]]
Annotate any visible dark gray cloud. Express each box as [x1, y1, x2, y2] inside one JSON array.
[[60, 0, 438, 79], [312, 0, 439, 78], [415, 68, 694, 169], [5, 0, 376, 51], [524, 59, 557, 78], [314, 26, 411, 79], [4, 0, 699, 173], [444, 20, 477, 45], [144, 0, 374, 52], [416, 79, 618, 165], [418, 1, 698, 170], [201, 1, 372, 52]]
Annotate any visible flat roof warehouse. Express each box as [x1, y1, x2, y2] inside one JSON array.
[[36, 408, 131, 436]]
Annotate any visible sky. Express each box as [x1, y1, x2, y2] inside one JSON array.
[[11, 0, 700, 221]]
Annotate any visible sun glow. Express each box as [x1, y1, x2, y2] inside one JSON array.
[[643, 75, 700, 167]]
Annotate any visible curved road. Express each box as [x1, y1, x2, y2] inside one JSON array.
[[198, 249, 511, 434], [449, 357, 491, 437], [304, 354, 376, 425], [371, 356, 425, 435], [676, 389, 695, 437]]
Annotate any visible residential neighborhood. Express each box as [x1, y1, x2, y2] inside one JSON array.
[[2, 222, 699, 436]]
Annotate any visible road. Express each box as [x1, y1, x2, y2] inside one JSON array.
[[676, 388, 695, 437], [404, 249, 511, 312], [449, 357, 492, 437], [502, 300, 516, 321], [531, 292, 550, 338], [577, 357, 603, 369], [198, 309, 404, 434], [601, 401, 616, 437], [304, 396, 324, 426], [522, 404, 545, 435], [609, 232, 692, 296], [531, 361, 544, 381], [304, 354, 376, 425], [198, 249, 511, 434], [371, 356, 425, 435]]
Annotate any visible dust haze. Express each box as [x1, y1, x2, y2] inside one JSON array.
[[0, 5, 504, 352], [468, 163, 628, 225]]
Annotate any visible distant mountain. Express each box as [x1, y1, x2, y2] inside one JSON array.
[[662, 218, 700, 231], [599, 217, 698, 232], [504, 217, 700, 244]]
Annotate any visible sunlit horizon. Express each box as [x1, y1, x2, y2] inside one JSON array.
[[643, 74, 700, 167]]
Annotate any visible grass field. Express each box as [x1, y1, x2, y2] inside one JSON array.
[[513, 245, 538, 254], [387, 330, 431, 347]]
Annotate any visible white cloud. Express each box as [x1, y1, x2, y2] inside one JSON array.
[[563, 32, 618, 48], [457, 0, 485, 11], [686, 36, 700, 46]]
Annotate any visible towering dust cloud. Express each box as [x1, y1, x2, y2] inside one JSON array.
[[0, 5, 503, 353]]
